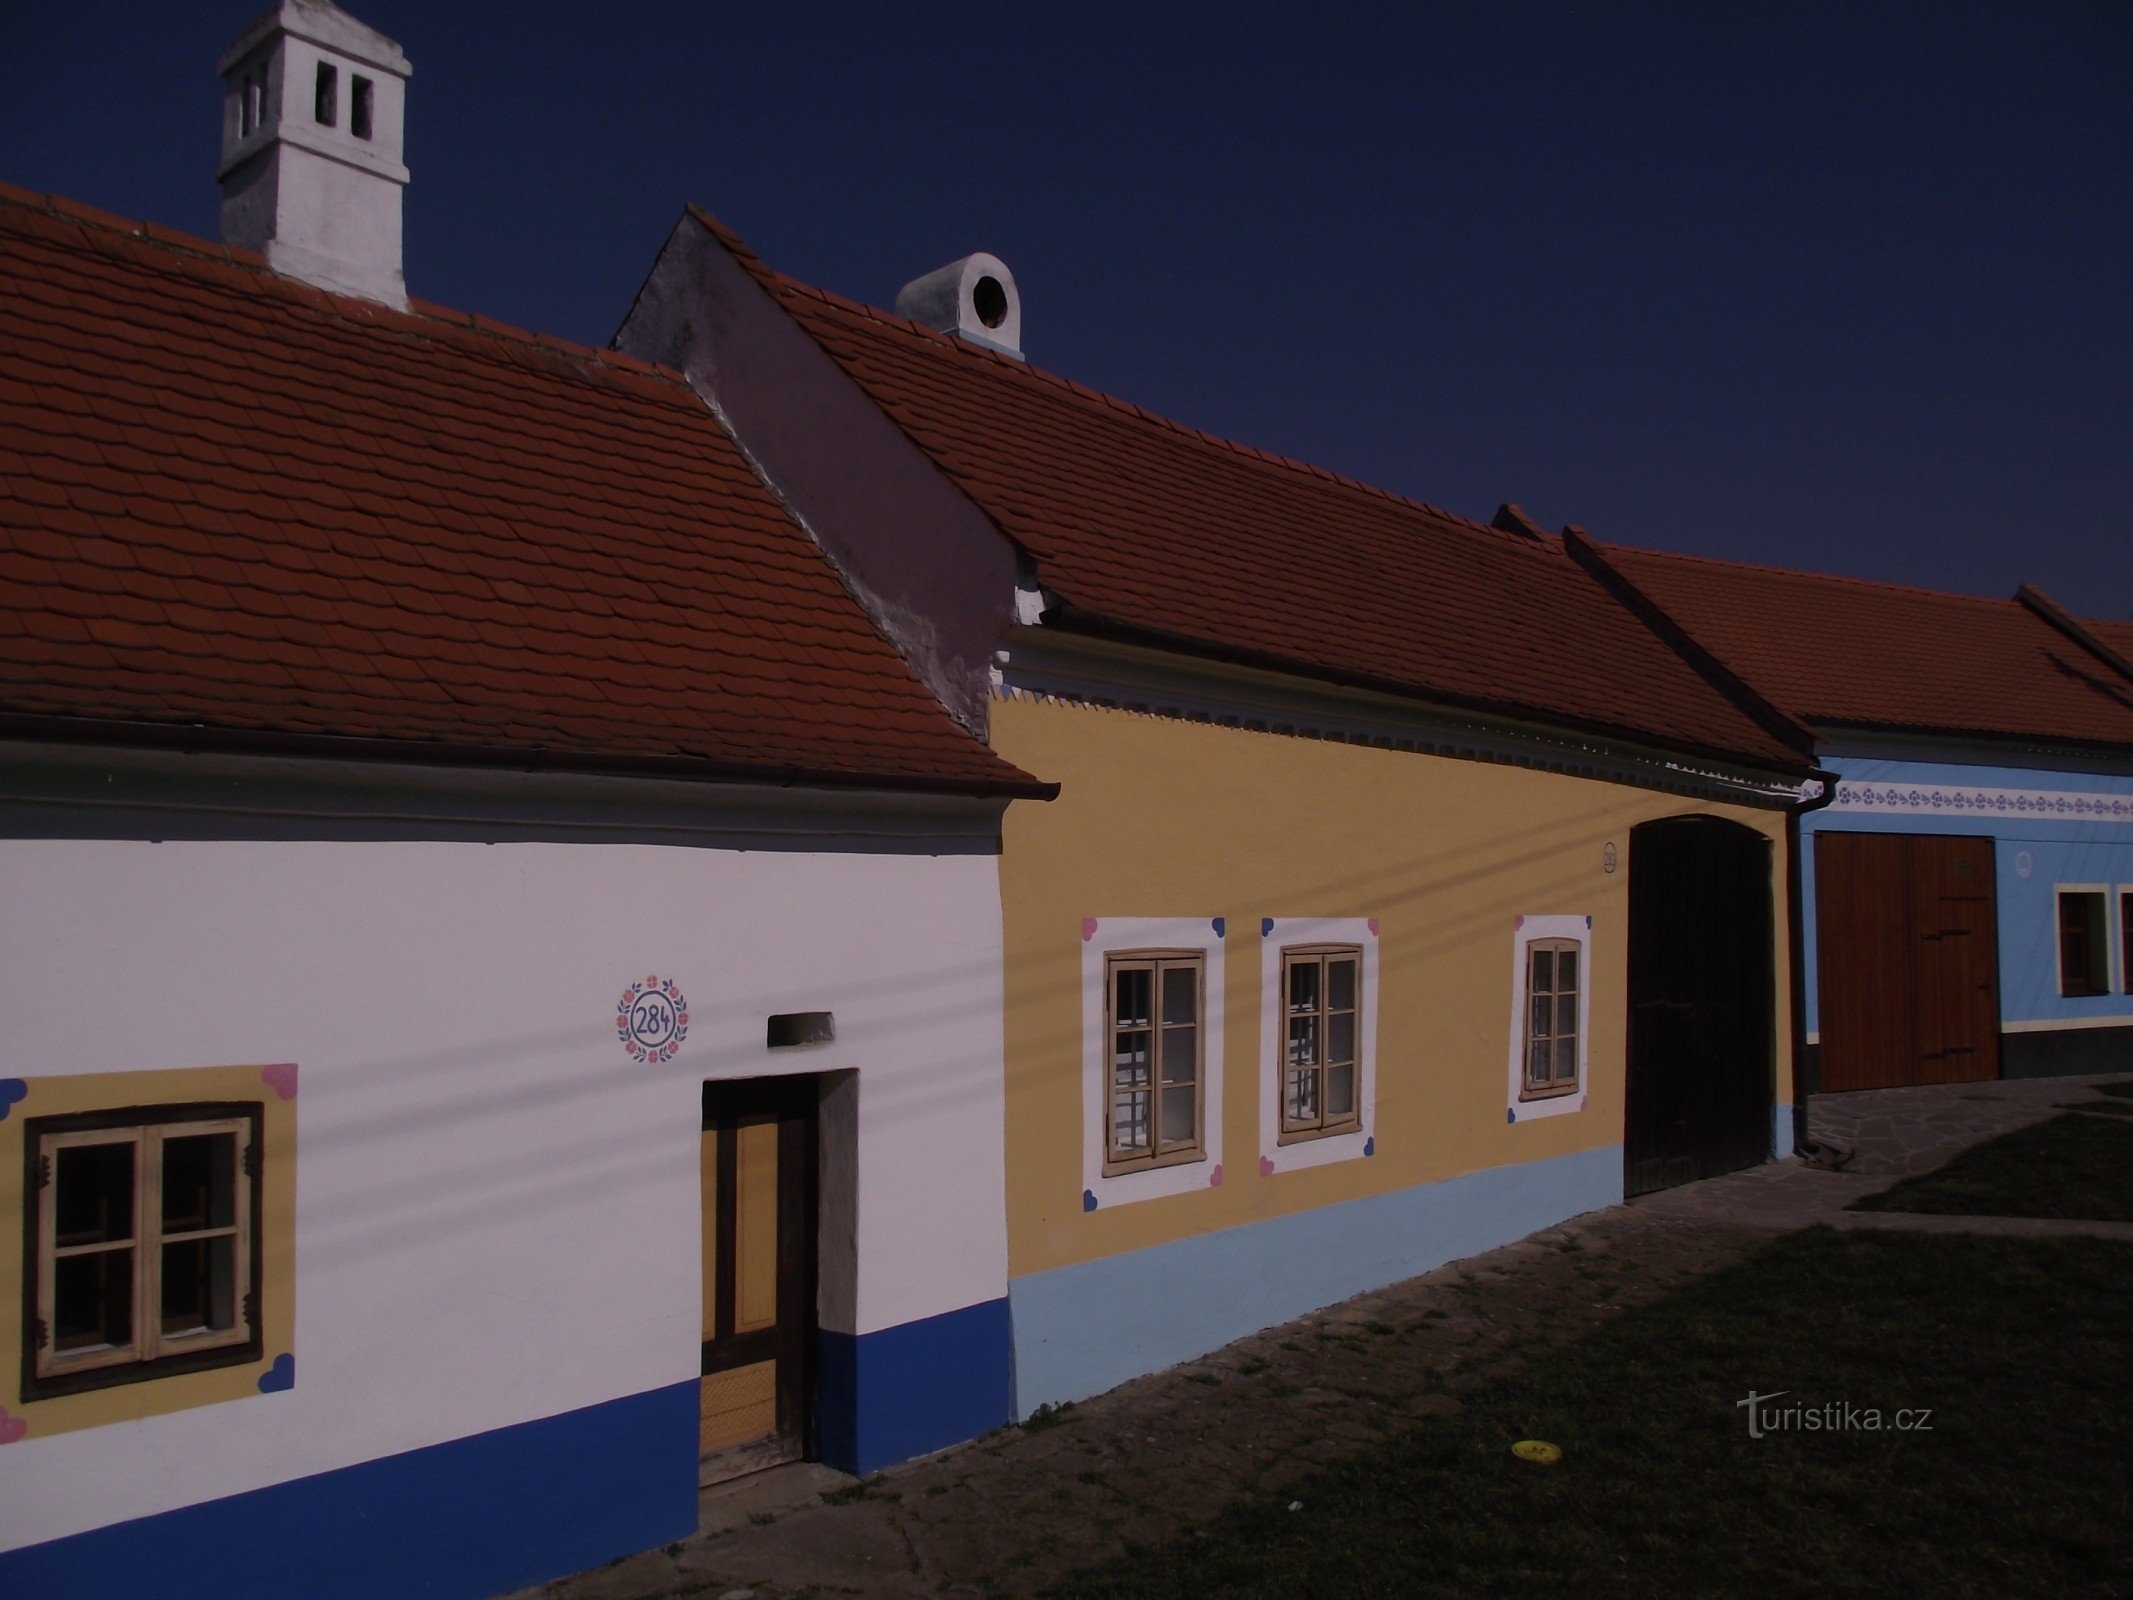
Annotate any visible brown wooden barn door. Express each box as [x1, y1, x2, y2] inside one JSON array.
[[1907, 836, 2000, 1083], [1814, 833, 1999, 1091], [700, 1076, 816, 1485]]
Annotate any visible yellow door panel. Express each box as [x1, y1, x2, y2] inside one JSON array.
[[733, 1118, 780, 1335], [699, 1359, 777, 1454]]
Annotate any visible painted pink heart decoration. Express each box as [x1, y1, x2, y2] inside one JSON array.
[[1367, 917, 1379, 936], [1258, 1155, 1276, 1177], [1208, 1164, 1223, 1187], [0, 1407, 26, 1445], [1081, 917, 1098, 942], [260, 1063, 298, 1101]]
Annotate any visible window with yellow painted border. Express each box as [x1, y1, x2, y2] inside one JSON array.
[[0, 1065, 296, 1444]]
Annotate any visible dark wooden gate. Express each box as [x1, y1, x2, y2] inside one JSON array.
[[1813, 833, 2000, 1091], [1625, 815, 1777, 1196]]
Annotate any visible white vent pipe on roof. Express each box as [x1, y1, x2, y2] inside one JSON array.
[[894, 253, 1022, 360]]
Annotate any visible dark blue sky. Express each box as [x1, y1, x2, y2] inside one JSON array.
[[5, 3, 2129, 616]]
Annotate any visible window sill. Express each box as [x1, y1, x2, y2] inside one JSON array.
[[1101, 1145, 1205, 1179], [1518, 1081, 1581, 1103], [22, 1335, 264, 1402], [1277, 1121, 1362, 1147]]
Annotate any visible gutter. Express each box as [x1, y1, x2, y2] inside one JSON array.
[[0, 710, 1060, 804], [1040, 600, 1813, 783], [1785, 765, 1842, 1158]]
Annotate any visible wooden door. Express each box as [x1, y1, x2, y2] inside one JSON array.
[[1624, 815, 1777, 1196], [700, 1076, 815, 1484], [1814, 833, 2000, 1092]]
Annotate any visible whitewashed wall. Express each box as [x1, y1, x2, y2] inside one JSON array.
[[0, 837, 1007, 1550]]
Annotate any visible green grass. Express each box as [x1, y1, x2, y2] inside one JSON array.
[[1042, 1230, 2133, 1599], [1850, 1110, 2133, 1220]]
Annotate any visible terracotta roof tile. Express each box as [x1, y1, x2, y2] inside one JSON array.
[[693, 211, 1805, 773], [0, 187, 1043, 795], [1589, 541, 2133, 750]]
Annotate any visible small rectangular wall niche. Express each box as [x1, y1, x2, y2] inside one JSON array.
[[767, 1011, 835, 1048], [351, 74, 373, 139], [314, 62, 338, 127]]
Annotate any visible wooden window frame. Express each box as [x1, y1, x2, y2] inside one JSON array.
[[1102, 950, 1205, 1175], [2120, 889, 2133, 996], [20, 1102, 265, 1401], [1519, 937, 1584, 1101], [2056, 888, 2110, 998], [1277, 945, 1364, 1144]]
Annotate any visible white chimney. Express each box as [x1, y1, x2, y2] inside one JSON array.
[[216, 1, 411, 308], [894, 253, 1022, 359]]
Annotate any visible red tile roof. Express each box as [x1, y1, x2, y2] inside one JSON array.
[[1586, 541, 2133, 750], [0, 184, 1044, 796], [693, 212, 1809, 774]]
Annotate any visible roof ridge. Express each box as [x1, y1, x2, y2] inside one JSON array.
[[1596, 532, 2025, 609], [0, 178, 690, 393], [683, 204, 1525, 549]]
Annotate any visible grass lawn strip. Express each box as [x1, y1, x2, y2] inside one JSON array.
[[1850, 1110, 2133, 1220], [1044, 1230, 2132, 1600]]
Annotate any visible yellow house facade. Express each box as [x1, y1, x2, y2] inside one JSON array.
[[616, 208, 1823, 1417]]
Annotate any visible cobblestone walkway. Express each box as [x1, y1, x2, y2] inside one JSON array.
[[520, 1072, 2131, 1600]]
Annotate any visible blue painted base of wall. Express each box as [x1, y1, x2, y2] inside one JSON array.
[[816, 1297, 1012, 1475], [0, 1382, 698, 1600], [1008, 1144, 1623, 1414], [1773, 1103, 1795, 1159]]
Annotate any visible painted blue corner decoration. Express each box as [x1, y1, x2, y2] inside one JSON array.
[[1506, 1107, 1517, 1124], [1585, 915, 1593, 929], [1211, 917, 1226, 937], [1261, 917, 1274, 937], [0, 1079, 25, 1122], [1363, 1136, 1375, 1156], [257, 1352, 295, 1394], [1082, 1189, 1098, 1213]]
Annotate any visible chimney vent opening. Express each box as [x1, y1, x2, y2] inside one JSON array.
[[314, 61, 338, 127], [351, 74, 374, 139], [893, 252, 1023, 359]]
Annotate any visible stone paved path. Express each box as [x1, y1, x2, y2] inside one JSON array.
[[518, 1072, 2131, 1600]]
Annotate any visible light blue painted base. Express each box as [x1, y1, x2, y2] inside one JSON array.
[[1008, 1143, 1623, 1414], [1773, 1102, 1795, 1159], [0, 1382, 698, 1600]]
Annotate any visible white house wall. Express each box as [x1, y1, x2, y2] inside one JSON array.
[[0, 835, 1010, 1591]]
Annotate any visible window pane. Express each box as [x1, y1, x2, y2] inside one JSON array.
[[1530, 947, 1554, 992], [56, 1141, 135, 1247], [1328, 957, 1356, 1012], [1159, 1085, 1196, 1145], [1328, 1011, 1355, 1065], [1115, 967, 1151, 1027], [1530, 993, 1553, 1040], [1529, 1039, 1549, 1083], [1557, 948, 1577, 992], [1326, 1063, 1355, 1117], [163, 1132, 237, 1233], [1288, 960, 1319, 1013], [1161, 1025, 1197, 1084], [1286, 1068, 1318, 1124], [1112, 1091, 1150, 1152], [1161, 964, 1197, 1026], [162, 1235, 237, 1338], [54, 1248, 134, 1353], [1113, 1030, 1151, 1087], [1555, 1036, 1578, 1083], [1287, 1014, 1318, 1069]]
